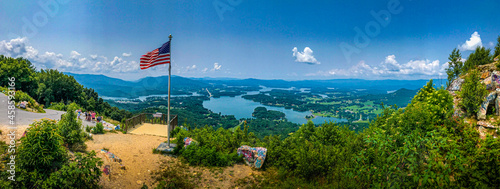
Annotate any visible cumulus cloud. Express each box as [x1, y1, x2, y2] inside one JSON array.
[[489, 42, 495, 47], [212, 63, 222, 71], [307, 55, 444, 78], [0, 37, 30, 57], [69, 51, 81, 59], [0, 37, 139, 73], [292, 47, 320, 64], [459, 31, 482, 51], [122, 52, 131, 57]]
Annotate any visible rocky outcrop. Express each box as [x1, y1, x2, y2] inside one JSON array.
[[448, 65, 500, 120], [447, 78, 464, 92], [448, 63, 500, 139]]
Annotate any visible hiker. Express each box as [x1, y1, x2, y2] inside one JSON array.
[[97, 116, 102, 122], [92, 112, 96, 122]]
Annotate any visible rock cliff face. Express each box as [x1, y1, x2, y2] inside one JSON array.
[[448, 63, 499, 139]]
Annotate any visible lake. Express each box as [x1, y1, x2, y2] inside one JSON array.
[[103, 86, 348, 125], [203, 95, 347, 125]]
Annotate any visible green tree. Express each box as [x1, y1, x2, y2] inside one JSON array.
[[34, 69, 83, 105], [58, 103, 87, 152], [494, 35, 500, 58], [460, 70, 488, 117], [412, 79, 435, 104], [446, 48, 463, 86], [463, 46, 492, 72], [0, 56, 36, 93]]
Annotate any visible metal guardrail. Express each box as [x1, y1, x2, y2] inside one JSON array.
[[123, 113, 177, 133]]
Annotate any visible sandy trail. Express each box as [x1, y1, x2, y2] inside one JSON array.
[[86, 132, 171, 188]]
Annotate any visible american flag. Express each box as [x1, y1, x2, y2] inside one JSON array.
[[140, 41, 170, 70]]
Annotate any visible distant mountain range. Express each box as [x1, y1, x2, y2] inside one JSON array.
[[66, 73, 436, 98], [65, 73, 209, 98]]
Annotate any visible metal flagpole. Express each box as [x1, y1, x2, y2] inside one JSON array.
[[167, 34, 172, 146]]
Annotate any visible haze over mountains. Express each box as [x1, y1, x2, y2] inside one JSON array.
[[66, 73, 436, 98]]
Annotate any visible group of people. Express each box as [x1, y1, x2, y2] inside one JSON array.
[[77, 109, 102, 123]]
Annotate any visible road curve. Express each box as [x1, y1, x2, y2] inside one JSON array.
[[0, 93, 66, 126]]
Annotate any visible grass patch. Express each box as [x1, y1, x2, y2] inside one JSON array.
[[103, 117, 120, 125]]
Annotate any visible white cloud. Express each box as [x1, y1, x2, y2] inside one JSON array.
[[0, 37, 139, 73], [202, 68, 208, 73], [122, 52, 132, 57], [69, 51, 81, 60], [0, 37, 30, 57], [292, 47, 320, 64], [307, 55, 444, 78], [459, 31, 483, 51], [186, 65, 197, 71], [489, 41, 495, 47], [212, 63, 222, 71]]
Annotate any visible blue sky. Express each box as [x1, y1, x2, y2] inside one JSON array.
[[1, 0, 499, 80]]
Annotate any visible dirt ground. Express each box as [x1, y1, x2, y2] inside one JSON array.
[[87, 132, 260, 189], [0, 125, 30, 144]]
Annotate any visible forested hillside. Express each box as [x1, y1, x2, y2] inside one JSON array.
[[0, 55, 132, 122]]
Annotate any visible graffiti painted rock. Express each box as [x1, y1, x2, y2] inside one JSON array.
[[477, 121, 497, 129], [447, 78, 464, 91], [478, 92, 497, 120], [484, 77, 495, 90], [237, 145, 267, 169], [481, 72, 490, 79]]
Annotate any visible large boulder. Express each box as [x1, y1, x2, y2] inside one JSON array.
[[447, 78, 464, 91], [237, 145, 267, 169], [478, 91, 497, 120]]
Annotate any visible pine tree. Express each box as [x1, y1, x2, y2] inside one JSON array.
[[446, 48, 463, 86], [494, 35, 500, 59], [463, 46, 492, 72], [460, 70, 488, 117]]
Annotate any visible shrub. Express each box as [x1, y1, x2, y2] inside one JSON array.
[[459, 70, 488, 117], [173, 126, 254, 167], [92, 122, 104, 134], [180, 145, 240, 167], [49, 101, 67, 111], [58, 104, 86, 152], [43, 151, 103, 189], [153, 161, 194, 189], [12, 119, 103, 188], [18, 120, 68, 176]]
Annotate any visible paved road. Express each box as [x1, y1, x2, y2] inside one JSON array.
[[0, 93, 66, 126], [0, 93, 96, 129]]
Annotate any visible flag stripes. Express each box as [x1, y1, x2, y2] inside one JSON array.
[[140, 41, 171, 70]]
